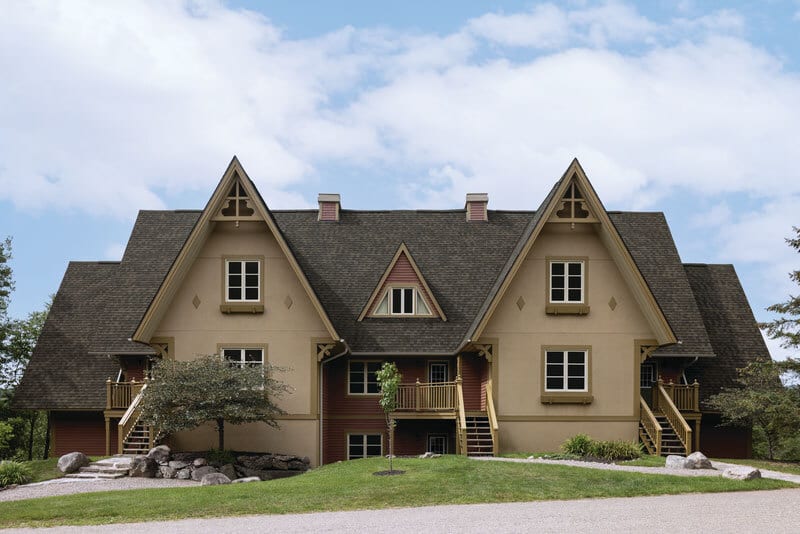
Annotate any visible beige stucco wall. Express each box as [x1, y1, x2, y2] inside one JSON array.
[[152, 220, 329, 463], [167, 419, 319, 464], [481, 222, 655, 447], [499, 421, 638, 453]]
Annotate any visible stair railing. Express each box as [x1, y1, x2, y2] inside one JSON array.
[[455, 375, 468, 455], [639, 396, 662, 456], [485, 379, 499, 456], [118, 383, 147, 454], [657, 379, 692, 454]]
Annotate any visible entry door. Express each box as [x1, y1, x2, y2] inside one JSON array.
[[428, 434, 447, 454], [640, 362, 657, 406]]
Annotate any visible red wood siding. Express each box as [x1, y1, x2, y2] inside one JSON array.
[[369, 252, 438, 317], [700, 413, 752, 458], [461, 354, 486, 411], [120, 356, 146, 381], [319, 202, 338, 221], [52, 411, 107, 456]]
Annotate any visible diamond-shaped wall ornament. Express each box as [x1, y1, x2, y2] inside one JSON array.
[[516, 296, 526, 311], [608, 296, 617, 311], [284, 295, 293, 309], [192, 295, 201, 309]]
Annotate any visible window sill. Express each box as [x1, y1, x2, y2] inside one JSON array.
[[545, 304, 590, 315], [220, 304, 265, 314], [540, 393, 593, 405]]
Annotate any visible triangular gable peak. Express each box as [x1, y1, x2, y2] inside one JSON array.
[[358, 243, 446, 321], [133, 156, 339, 343], [470, 159, 677, 346]]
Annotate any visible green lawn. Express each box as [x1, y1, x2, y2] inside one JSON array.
[[620, 455, 666, 467], [0, 455, 793, 528], [25, 458, 64, 484]]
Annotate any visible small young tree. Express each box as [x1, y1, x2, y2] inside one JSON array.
[[139, 356, 292, 450], [375, 362, 401, 472]]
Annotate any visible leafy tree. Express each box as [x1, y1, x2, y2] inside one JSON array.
[[139, 356, 291, 450], [375, 362, 401, 473], [761, 226, 800, 351], [0, 237, 12, 320], [0, 302, 50, 391], [708, 359, 800, 460]]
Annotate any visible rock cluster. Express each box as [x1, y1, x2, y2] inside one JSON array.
[[665, 451, 714, 470], [128, 446, 311, 484]]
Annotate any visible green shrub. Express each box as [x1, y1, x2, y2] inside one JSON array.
[[562, 434, 592, 456], [562, 434, 642, 461], [0, 460, 32, 486], [206, 448, 236, 466]]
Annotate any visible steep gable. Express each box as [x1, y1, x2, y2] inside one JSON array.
[[132, 157, 338, 343], [469, 159, 677, 348], [358, 243, 446, 320]]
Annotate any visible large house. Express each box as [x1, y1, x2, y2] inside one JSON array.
[[14, 158, 769, 463]]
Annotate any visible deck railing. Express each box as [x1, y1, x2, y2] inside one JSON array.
[[117, 383, 150, 454], [456, 376, 467, 455], [657, 380, 692, 454], [656, 380, 700, 412], [639, 396, 662, 456], [106, 380, 144, 410], [485, 380, 499, 455], [395, 380, 457, 411]]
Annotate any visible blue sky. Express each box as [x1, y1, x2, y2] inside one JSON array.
[[1, 1, 799, 360]]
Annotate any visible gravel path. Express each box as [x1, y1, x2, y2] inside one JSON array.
[[0, 477, 196, 502]]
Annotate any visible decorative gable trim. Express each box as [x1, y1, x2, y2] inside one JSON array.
[[132, 156, 339, 343], [469, 158, 677, 346], [357, 243, 447, 321]]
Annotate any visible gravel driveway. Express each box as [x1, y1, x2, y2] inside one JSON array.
[[0, 477, 196, 503]]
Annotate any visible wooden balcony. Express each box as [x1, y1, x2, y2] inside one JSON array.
[[105, 380, 144, 411], [394, 380, 457, 413], [652, 380, 700, 413]]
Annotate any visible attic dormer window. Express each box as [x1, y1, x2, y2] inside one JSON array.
[[374, 287, 432, 316]]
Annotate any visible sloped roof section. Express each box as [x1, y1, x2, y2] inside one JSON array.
[[13, 262, 121, 410], [609, 212, 715, 358], [273, 210, 532, 353], [683, 264, 770, 404]]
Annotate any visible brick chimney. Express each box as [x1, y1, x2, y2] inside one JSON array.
[[318, 194, 341, 222], [465, 193, 488, 222]]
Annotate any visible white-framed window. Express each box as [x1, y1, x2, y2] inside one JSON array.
[[640, 363, 656, 389], [374, 287, 432, 316], [349, 361, 381, 395], [545, 350, 587, 392], [348, 433, 382, 459], [226, 259, 260, 302], [222, 348, 264, 368], [550, 260, 584, 304], [427, 434, 447, 455]]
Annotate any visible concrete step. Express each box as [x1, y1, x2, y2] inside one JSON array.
[[65, 472, 128, 479]]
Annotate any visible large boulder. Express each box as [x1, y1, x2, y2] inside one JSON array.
[[201, 473, 231, 486], [57, 452, 90, 474], [193, 457, 208, 468], [169, 460, 190, 470], [232, 476, 261, 484], [220, 463, 238, 481], [129, 456, 158, 478], [146, 445, 171, 464], [191, 465, 218, 481], [159, 466, 177, 479], [723, 467, 762, 481], [176, 468, 193, 480], [684, 451, 713, 470], [665, 455, 687, 469]]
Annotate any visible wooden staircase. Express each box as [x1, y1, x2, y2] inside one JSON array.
[[639, 412, 687, 456], [122, 421, 152, 455], [465, 415, 494, 457]]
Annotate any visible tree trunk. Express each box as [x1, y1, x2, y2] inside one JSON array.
[[27, 411, 38, 460], [42, 411, 51, 459], [217, 417, 225, 450]]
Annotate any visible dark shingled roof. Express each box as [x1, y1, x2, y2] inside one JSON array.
[[13, 211, 200, 410], [609, 212, 715, 358], [683, 264, 770, 404], [13, 262, 122, 409], [273, 210, 532, 353]]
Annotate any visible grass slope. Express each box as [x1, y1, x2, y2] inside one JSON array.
[[0, 456, 792, 528]]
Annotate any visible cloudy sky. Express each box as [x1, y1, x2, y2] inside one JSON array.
[[1, 0, 798, 359]]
